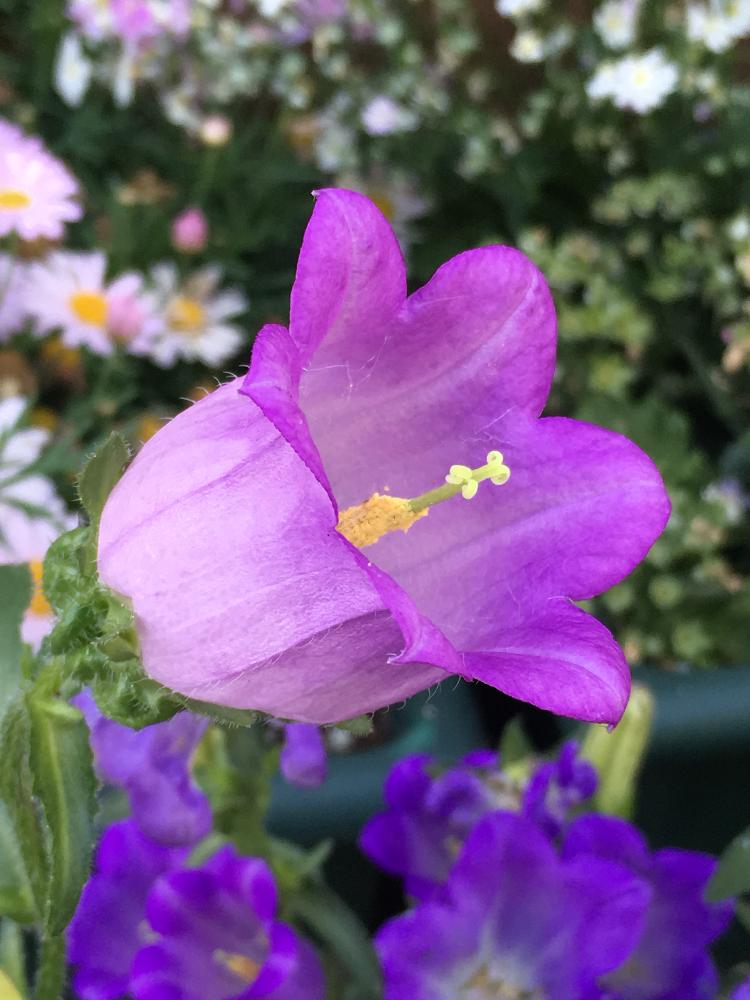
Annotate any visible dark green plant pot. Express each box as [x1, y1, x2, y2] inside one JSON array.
[[633, 664, 750, 855], [267, 680, 486, 846]]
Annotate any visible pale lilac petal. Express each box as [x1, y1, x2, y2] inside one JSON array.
[[99, 380, 449, 723]]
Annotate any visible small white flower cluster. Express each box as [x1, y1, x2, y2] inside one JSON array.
[[587, 49, 679, 114], [686, 1, 750, 53]]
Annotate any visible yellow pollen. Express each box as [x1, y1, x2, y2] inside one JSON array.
[[214, 951, 261, 984], [336, 451, 511, 548], [337, 494, 427, 548], [168, 296, 205, 333], [28, 560, 52, 618], [69, 290, 108, 327], [0, 189, 30, 210]]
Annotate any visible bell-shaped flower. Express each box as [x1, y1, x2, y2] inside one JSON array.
[[98, 189, 669, 725]]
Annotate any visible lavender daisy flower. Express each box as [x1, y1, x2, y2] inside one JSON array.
[[360, 753, 503, 901], [98, 188, 669, 725], [523, 740, 598, 838], [131, 846, 324, 1000], [68, 820, 189, 1000], [0, 120, 81, 240], [280, 723, 327, 788], [563, 816, 734, 999], [376, 811, 650, 999], [0, 253, 28, 341], [76, 690, 211, 846]]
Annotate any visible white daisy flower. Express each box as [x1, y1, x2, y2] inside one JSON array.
[[55, 32, 93, 107], [510, 29, 546, 63], [496, 0, 544, 16], [594, 0, 640, 49], [587, 49, 678, 113], [136, 263, 247, 367], [360, 96, 418, 136], [0, 396, 74, 648], [687, 2, 750, 52], [25, 251, 156, 355]]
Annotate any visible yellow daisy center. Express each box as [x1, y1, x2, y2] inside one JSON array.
[[28, 560, 52, 618], [168, 296, 205, 334], [0, 188, 31, 210], [69, 290, 109, 327]]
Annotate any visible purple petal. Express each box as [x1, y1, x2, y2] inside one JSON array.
[[280, 724, 327, 788], [98, 379, 449, 723], [465, 600, 631, 723]]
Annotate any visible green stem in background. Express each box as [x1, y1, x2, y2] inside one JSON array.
[[34, 935, 65, 1000], [289, 883, 382, 1000], [0, 921, 28, 998]]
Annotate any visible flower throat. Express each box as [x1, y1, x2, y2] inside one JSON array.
[[336, 450, 510, 548]]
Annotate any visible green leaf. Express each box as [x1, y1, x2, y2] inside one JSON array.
[[333, 715, 374, 739], [580, 683, 654, 820], [0, 802, 37, 924], [76, 432, 129, 529], [289, 883, 381, 1000], [28, 697, 96, 934], [706, 825, 750, 902], [0, 566, 31, 714], [499, 717, 531, 766], [0, 920, 28, 997], [42, 528, 92, 615], [0, 699, 47, 923]]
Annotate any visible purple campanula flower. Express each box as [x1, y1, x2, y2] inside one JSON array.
[[563, 815, 734, 999], [130, 846, 324, 1000], [280, 723, 327, 788], [98, 188, 669, 726], [68, 820, 188, 1000], [360, 753, 512, 900], [376, 811, 650, 1000], [523, 740, 598, 838], [76, 690, 211, 846], [731, 980, 750, 1000]]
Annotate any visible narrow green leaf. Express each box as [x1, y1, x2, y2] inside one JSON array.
[[0, 699, 47, 922], [0, 920, 29, 997], [28, 698, 96, 934], [706, 825, 750, 902], [0, 566, 31, 713], [0, 802, 36, 923], [76, 432, 129, 531]]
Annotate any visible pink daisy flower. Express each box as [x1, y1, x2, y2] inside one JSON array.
[[26, 251, 157, 355], [0, 120, 82, 240]]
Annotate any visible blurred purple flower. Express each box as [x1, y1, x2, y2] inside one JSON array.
[[76, 690, 211, 846], [360, 753, 504, 900], [280, 723, 327, 788], [68, 820, 188, 1000], [563, 815, 734, 999], [731, 979, 750, 1000], [523, 739, 598, 838], [131, 845, 324, 1000], [98, 188, 669, 726], [376, 811, 650, 999]]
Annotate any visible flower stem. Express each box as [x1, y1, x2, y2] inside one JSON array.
[[34, 934, 66, 1000]]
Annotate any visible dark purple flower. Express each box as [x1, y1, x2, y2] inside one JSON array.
[[99, 189, 669, 727], [280, 723, 327, 788], [76, 690, 211, 846], [131, 846, 324, 1000], [360, 753, 515, 900], [523, 739, 598, 838], [68, 820, 188, 1000], [376, 811, 650, 999], [563, 815, 734, 999]]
